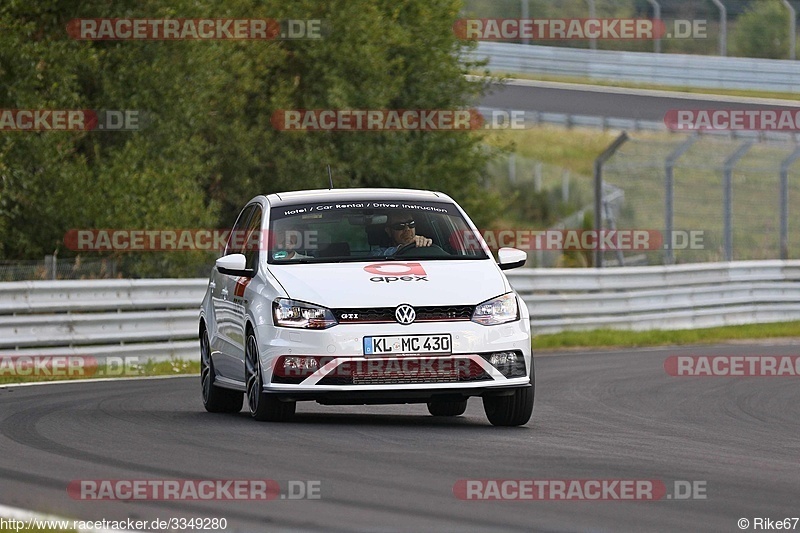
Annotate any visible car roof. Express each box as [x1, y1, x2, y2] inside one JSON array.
[[265, 188, 452, 206]]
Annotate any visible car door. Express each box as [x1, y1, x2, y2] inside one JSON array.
[[226, 204, 263, 380], [212, 204, 256, 380]]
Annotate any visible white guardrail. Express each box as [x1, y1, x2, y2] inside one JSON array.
[[0, 261, 799, 361], [506, 260, 800, 334], [477, 105, 800, 142], [477, 105, 667, 132], [471, 42, 800, 92], [0, 279, 205, 362]]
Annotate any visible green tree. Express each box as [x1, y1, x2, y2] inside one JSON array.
[[195, 0, 503, 227], [732, 0, 793, 59], [0, 0, 223, 276], [1, 0, 503, 276]]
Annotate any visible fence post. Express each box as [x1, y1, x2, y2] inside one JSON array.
[[586, 0, 597, 50], [521, 0, 530, 45], [594, 132, 629, 268], [780, 147, 800, 259], [646, 0, 661, 53], [603, 197, 625, 266], [664, 136, 697, 265], [782, 0, 796, 60], [723, 141, 753, 261], [44, 256, 54, 280], [508, 153, 517, 184], [710, 0, 727, 56]]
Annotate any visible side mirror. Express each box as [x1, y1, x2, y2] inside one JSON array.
[[497, 247, 527, 270], [216, 253, 253, 277]]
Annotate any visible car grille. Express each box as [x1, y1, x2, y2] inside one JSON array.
[[332, 305, 475, 324], [317, 357, 491, 386]]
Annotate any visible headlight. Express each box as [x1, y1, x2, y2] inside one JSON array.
[[272, 299, 338, 329], [471, 293, 519, 326]]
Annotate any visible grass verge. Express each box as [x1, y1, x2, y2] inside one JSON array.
[[533, 321, 800, 351], [481, 125, 624, 177]]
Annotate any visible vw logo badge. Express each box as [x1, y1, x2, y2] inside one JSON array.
[[395, 304, 416, 325]]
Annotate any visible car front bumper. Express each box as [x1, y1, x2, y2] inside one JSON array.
[[255, 318, 532, 399]]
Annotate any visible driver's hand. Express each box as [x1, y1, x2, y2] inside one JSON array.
[[414, 235, 432, 247]]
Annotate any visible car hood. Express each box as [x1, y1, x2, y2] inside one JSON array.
[[267, 260, 508, 308]]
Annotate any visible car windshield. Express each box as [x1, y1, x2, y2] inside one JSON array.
[[266, 199, 489, 263]]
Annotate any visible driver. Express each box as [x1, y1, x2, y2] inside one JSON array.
[[382, 211, 433, 254], [272, 228, 313, 261]]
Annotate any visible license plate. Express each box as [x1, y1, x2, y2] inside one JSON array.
[[363, 334, 452, 355]]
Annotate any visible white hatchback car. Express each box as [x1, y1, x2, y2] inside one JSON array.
[[199, 188, 533, 426]]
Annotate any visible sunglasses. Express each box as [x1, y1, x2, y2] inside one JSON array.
[[390, 220, 415, 231]]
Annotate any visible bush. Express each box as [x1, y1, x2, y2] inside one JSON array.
[[732, 0, 794, 59]]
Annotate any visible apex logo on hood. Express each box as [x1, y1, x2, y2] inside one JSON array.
[[364, 262, 428, 283]]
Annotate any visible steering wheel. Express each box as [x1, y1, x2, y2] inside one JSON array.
[[393, 241, 417, 255], [394, 241, 450, 257]]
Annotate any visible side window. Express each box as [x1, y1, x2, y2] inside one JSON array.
[[223, 205, 256, 256], [242, 206, 263, 271]]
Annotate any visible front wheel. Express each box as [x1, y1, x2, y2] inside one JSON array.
[[245, 331, 295, 422], [483, 381, 534, 427], [200, 328, 242, 413]]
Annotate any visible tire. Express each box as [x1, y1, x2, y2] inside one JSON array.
[[427, 399, 468, 417], [483, 380, 534, 427], [245, 331, 295, 422], [200, 328, 242, 413]]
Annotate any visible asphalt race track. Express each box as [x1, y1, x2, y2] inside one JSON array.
[[480, 80, 800, 121], [2, 343, 798, 532]]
